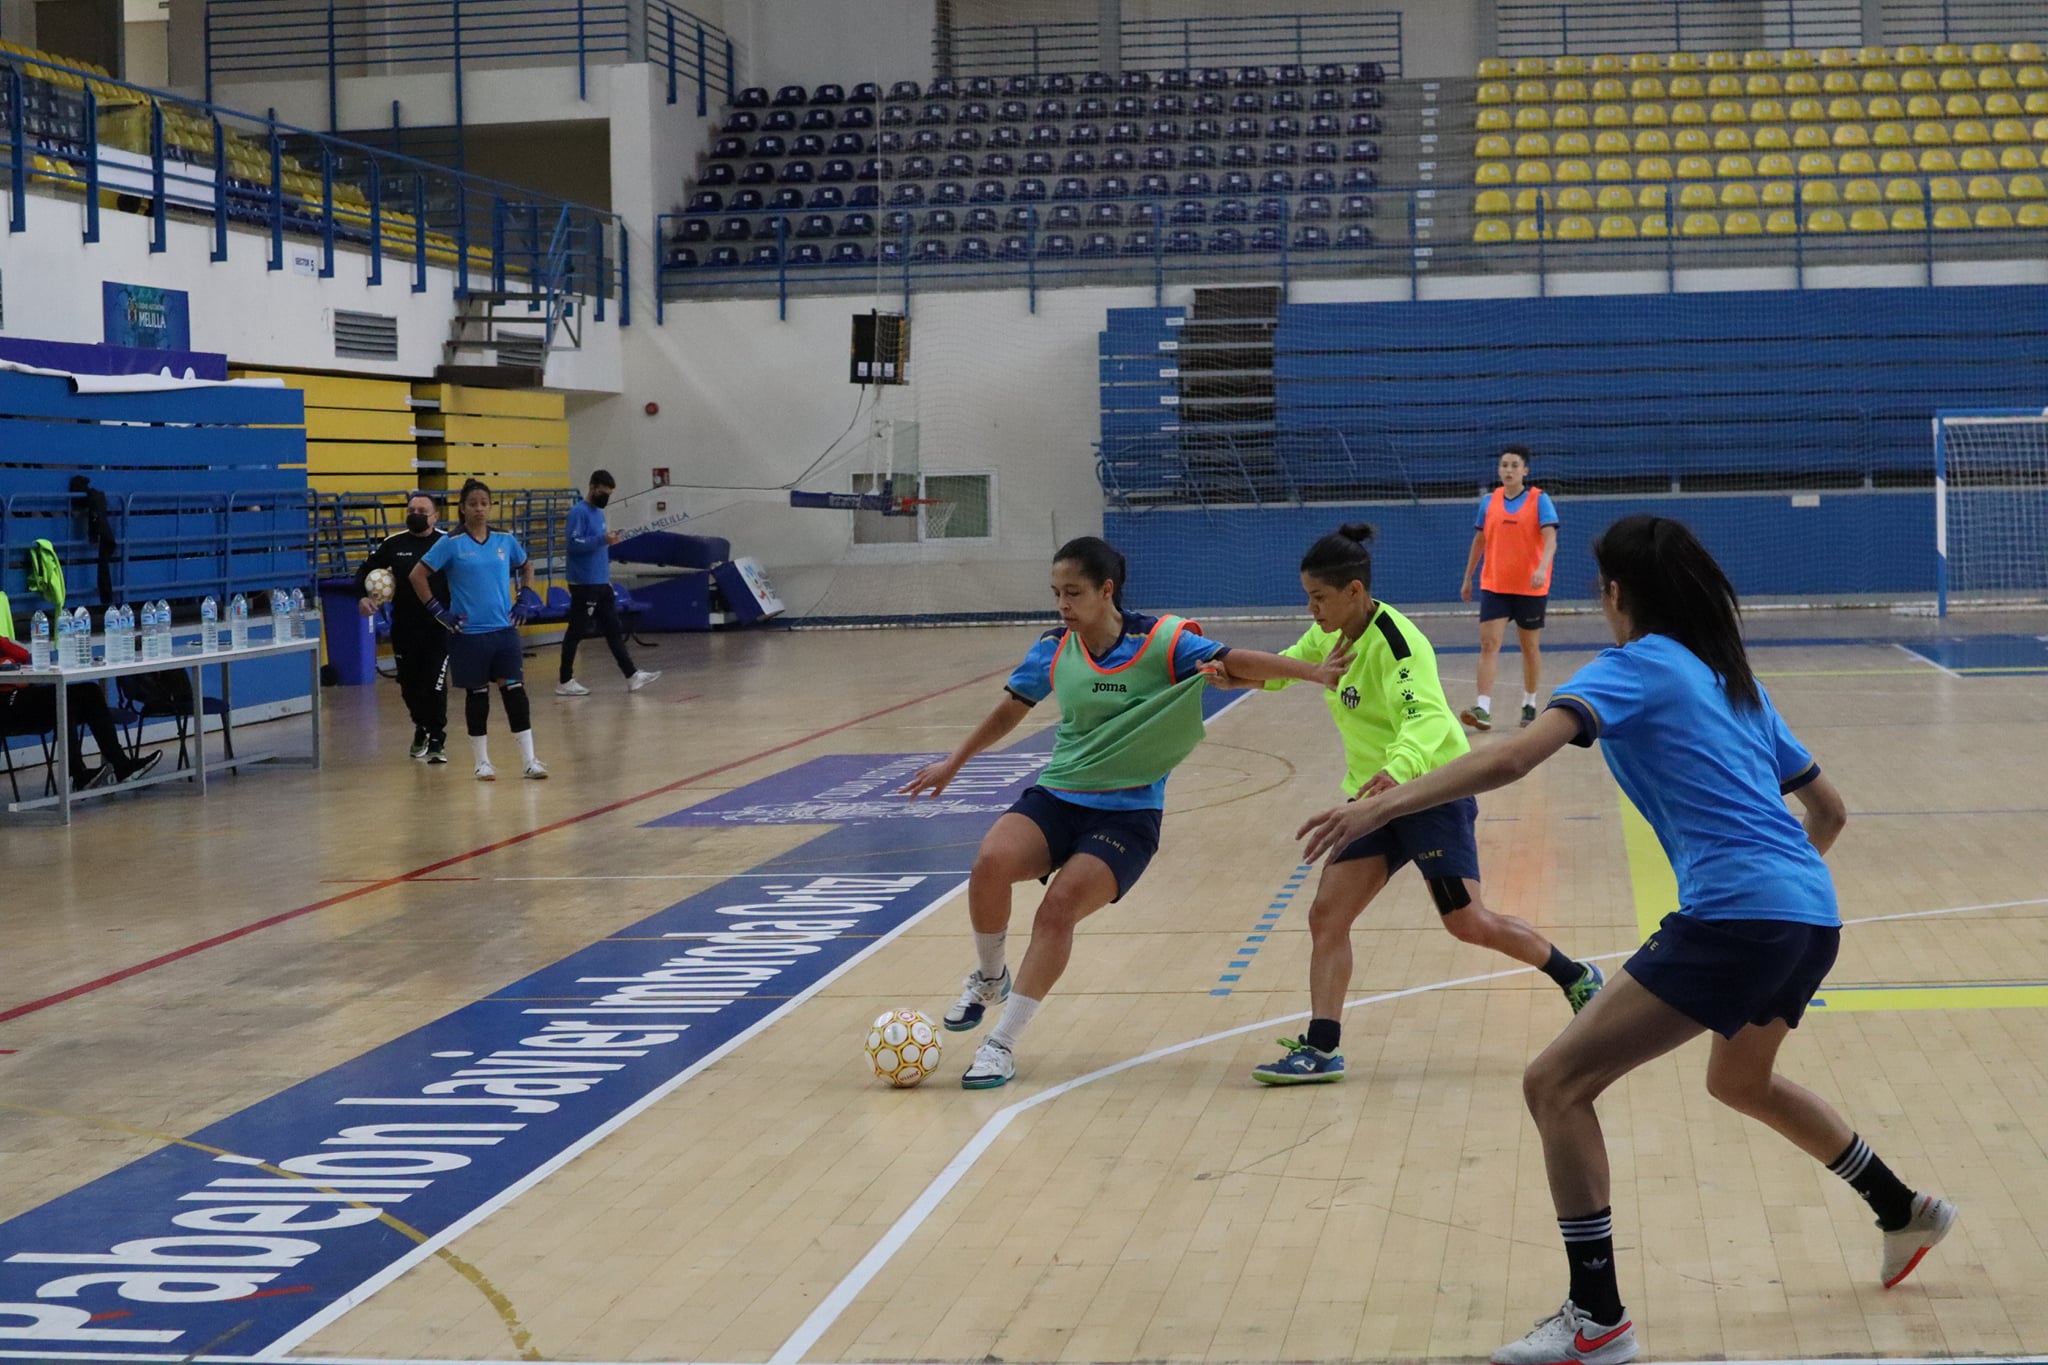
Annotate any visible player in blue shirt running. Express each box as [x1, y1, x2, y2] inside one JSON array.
[[411, 479, 548, 781], [1298, 514, 1955, 1365]]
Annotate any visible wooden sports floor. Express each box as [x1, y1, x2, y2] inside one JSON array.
[[3, 608, 2046, 1365]]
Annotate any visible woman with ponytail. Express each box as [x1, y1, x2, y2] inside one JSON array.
[[1204, 523, 1603, 1088], [1296, 515, 1954, 1365], [901, 536, 1346, 1090]]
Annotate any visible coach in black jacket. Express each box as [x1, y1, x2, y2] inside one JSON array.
[[354, 493, 451, 762]]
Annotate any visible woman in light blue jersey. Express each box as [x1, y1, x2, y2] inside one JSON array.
[[1298, 514, 1954, 1365]]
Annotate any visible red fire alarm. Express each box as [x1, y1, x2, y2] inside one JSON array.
[[652, 467, 670, 486], [644, 400, 660, 416]]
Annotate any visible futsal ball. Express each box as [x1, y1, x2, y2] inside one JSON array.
[[365, 566, 396, 606], [864, 1008, 942, 1088]]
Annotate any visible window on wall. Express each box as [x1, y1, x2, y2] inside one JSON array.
[[849, 471, 995, 544]]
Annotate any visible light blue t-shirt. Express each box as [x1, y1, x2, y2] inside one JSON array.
[[422, 530, 527, 633], [1474, 487, 1559, 530], [566, 500, 611, 586], [1005, 612, 1229, 810], [1548, 633, 1838, 926]]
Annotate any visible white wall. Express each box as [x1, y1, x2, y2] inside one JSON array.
[[210, 63, 613, 136], [724, 0, 935, 96]]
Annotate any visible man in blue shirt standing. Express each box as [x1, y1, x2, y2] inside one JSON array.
[[557, 470, 659, 697]]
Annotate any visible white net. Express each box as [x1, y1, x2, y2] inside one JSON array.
[[1937, 411, 2048, 616]]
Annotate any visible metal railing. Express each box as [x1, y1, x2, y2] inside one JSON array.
[[942, 12, 1404, 79], [312, 488, 581, 588], [1496, 0, 1865, 55], [3, 489, 314, 606], [206, 0, 731, 123], [1880, 0, 2047, 44], [1095, 426, 1419, 511], [2, 50, 624, 313]]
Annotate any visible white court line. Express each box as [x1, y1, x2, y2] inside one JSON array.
[[250, 877, 972, 1362], [767, 891, 2048, 1365], [1891, 641, 1962, 678], [495, 873, 975, 881]]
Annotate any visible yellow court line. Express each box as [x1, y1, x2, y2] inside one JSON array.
[[1616, 792, 1677, 944], [1809, 984, 2048, 1012]]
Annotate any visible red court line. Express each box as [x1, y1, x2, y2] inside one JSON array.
[[0, 667, 1008, 1026]]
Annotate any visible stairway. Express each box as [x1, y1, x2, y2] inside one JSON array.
[[1175, 285, 1286, 503]]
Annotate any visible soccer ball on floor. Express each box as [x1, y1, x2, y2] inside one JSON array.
[[364, 566, 396, 606], [865, 1008, 942, 1088]]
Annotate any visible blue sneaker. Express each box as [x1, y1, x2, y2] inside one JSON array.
[[1566, 961, 1604, 1014], [943, 967, 1009, 1032], [1252, 1036, 1345, 1085]]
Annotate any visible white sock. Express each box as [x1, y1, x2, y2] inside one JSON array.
[[1523, 691, 1539, 708], [470, 735, 490, 765], [514, 729, 537, 765], [974, 931, 1007, 981], [988, 994, 1042, 1052], [1476, 694, 1491, 713]]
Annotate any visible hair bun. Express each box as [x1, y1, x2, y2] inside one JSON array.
[[1335, 522, 1376, 545]]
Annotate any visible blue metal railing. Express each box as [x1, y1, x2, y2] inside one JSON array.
[[1880, 0, 2047, 44], [2, 51, 623, 313], [1496, 0, 1866, 55], [647, 0, 735, 115], [943, 12, 1404, 79]]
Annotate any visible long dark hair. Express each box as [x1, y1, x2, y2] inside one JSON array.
[[1054, 536, 1126, 610], [1592, 514, 1759, 710], [1300, 522, 1375, 591]]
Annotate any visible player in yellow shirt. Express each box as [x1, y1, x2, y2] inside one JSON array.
[[1205, 524, 1603, 1083]]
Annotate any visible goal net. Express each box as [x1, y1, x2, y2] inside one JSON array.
[[1935, 410, 2048, 617]]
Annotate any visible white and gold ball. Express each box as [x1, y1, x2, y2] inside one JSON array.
[[365, 566, 397, 606], [864, 1007, 942, 1088]]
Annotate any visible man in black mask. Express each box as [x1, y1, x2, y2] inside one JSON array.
[[355, 492, 451, 762], [557, 470, 659, 696]]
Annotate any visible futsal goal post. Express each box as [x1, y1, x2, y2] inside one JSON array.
[[1933, 408, 2048, 618]]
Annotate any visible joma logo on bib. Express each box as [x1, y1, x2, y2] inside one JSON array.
[[1092, 681, 1128, 693]]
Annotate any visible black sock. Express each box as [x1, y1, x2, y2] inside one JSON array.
[[1559, 1208, 1624, 1326], [1304, 1017, 1341, 1053], [1541, 946, 1583, 990], [1829, 1134, 1916, 1231]]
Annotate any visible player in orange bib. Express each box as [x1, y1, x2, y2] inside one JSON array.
[[1459, 444, 1558, 730]]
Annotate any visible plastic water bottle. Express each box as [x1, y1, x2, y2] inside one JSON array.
[[278, 587, 299, 641], [290, 587, 308, 641], [230, 593, 250, 650], [140, 601, 159, 661], [107, 605, 129, 664], [75, 607, 94, 668], [30, 610, 51, 670], [200, 596, 220, 654], [159, 599, 175, 658]]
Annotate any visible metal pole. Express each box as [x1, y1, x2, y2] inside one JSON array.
[[696, 20, 708, 117], [723, 36, 733, 97], [777, 213, 787, 321], [595, 210, 607, 322], [5, 71, 20, 233], [368, 157, 382, 285], [576, 0, 587, 100], [452, 0, 465, 173], [210, 114, 228, 260], [1933, 416, 1948, 617], [150, 101, 167, 252], [666, 9, 677, 105], [319, 146, 335, 276], [267, 112, 283, 269], [414, 173, 428, 292], [1151, 199, 1161, 306], [619, 219, 630, 325], [204, 6, 214, 106], [652, 214, 661, 325], [327, 0, 338, 132], [83, 87, 100, 243]]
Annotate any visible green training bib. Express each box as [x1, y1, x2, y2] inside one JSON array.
[[1036, 615, 1211, 793]]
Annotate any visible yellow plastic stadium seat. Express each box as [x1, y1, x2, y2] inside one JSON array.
[[1555, 80, 1590, 101], [1784, 48, 1815, 69], [1915, 121, 1952, 144], [1516, 106, 1552, 128], [2011, 173, 2047, 198], [1514, 57, 1548, 77], [1939, 68, 1978, 91], [1630, 52, 1662, 72], [1594, 104, 1631, 126], [1596, 157, 1634, 181], [1555, 106, 1591, 129], [1798, 150, 1837, 175], [1596, 130, 1633, 153], [1676, 154, 1713, 179], [1785, 71, 1822, 95], [1556, 131, 1593, 155], [1824, 70, 1860, 93], [1892, 204, 1928, 229], [1793, 125, 1832, 148], [1514, 217, 1551, 241], [1834, 124, 1871, 146], [1718, 153, 1757, 178], [1636, 155, 1674, 180], [1713, 127, 1752, 152], [1706, 50, 1739, 70], [1477, 58, 1510, 80], [1679, 210, 1719, 235], [1821, 47, 1854, 67], [1933, 204, 1972, 227], [2003, 145, 2042, 169], [1477, 162, 1512, 184], [1885, 177, 1925, 201], [1557, 215, 1595, 240], [1806, 207, 1847, 231], [1933, 43, 1967, 64], [1863, 69, 1900, 92], [1761, 180, 1797, 205], [1977, 203, 2016, 227], [1475, 189, 1513, 213], [1638, 183, 1670, 207], [1679, 182, 1718, 208], [2020, 202, 2048, 224], [2023, 71, 2048, 92], [1901, 68, 1938, 92], [1672, 101, 1707, 125], [1709, 74, 1745, 97], [1554, 55, 1587, 76], [1632, 76, 1666, 99], [1989, 93, 2024, 116], [1479, 134, 1515, 157], [1956, 120, 1991, 144], [1746, 73, 1782, 95], [1947, 92, 1985, 116], [1478, 108, 1512, 130], [1788, 96, 1826, 120], [1921, 147, 1959, 171], [1598, 213, 1638, 238], [1874, 121, 1910, 146], [1594, 77, 1629, 99], [1514, 187, 1553, 212], [1868, 95, 1906, 118], [1674, 128, 1712, 152], [1557, 158, 1593, 182], [1744, 49, 1776, 69], [1515, 132, 1552, 156], [1670, 75, 1705, 99], [1514, 80, 1549, 102], [1634, 128, 1672, 151], [1719, 209, 1760, 234], [1754, 127, 1793, 151], [1801, 179, 1840, 204], [1516, 160, 1554, 183], [2037, 115, 2048, 135], [1961, 146, 1999, 170], [1710, 100, 1747, 124], [1930, 175, 1965, 200], [1968, 174, 2007, 198], [1860, 45, 1896, 65], [1557, 185, 1596, 211], [1597, 184, 1637, 208], [1849, 206, 1889, 230], [1980, 67, 2015, 90], [1766, 207, 1800, 233], [1843, 177, 1881, 202], [1592, 54, 1625, 74], [1973, 43, 2008, 63], [1828, 96, 1865, 119], [1478, 82, 1510, 104], [1668, 52, 1701, 71], [1720, 180, 1759, 206], [1640, 211, 1670, 235], [2012, 42, 2044, 62], [1839, 150, 1878, 174]]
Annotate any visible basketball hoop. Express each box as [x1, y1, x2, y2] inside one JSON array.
[[896, 495, 955, 538]]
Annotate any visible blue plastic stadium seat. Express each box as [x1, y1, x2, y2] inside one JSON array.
[[729, 189, 765, 212], [773, 85, 807, 107], [1299, 194, 1332, 219], [830, 132, 865, 156], [1293, 224, 1331, 248], [958, 102, 989, 125], [859, 157, 889, 181], [810, 186, 847, 209], [1269, 115, 1302, 138], [819, 158, 854, 182], [951, 129, 983, 153], [753, 215, 789, 240], [879, 130, 907, 153], [1312, 63, 1345, 86], [966, 207, 1000, 232], [1346, 139, 1381, 162], [1138, 171, 1172, 197], [734, 87, 769, 108], [1275, 64, 1307, 87], [764, 109, 797, 131], [1083, 71, 1113, 92], [1078, 96, 1109, 119], [1251, 225, 1284, 250], [789, 243, 824, 265], [973, 179, 1007, 203], [1064, 149, 1097, 173], [1122, 228, 1156, 254], [966, 76, 995, 98], [749, 243, 781, 265], [878, 240, 903, 263], [848, 185, 880, 206], [1208, 226, 1246, 251], [1166, 227, 1203, 252], [980, 151, 1015, 175], [919, 102, 949, 125], [780, 161, 814, 183], [802, 109, 835, 131], [1343, 167, 1379, 190], [1147, 118, 1182, 141], [1039, 232, 1076, 256], [881, 209, 913, 235], [903, 155, 935, 179], [1005, 204, 1039, 229], [793, 133, 826, 156], [1109, 120, 1142, 144], [837, 211, 874, 237], [1224, 144, 1255, 167], [1234, 91, 1267, 113], [715, 216, 750, 242], [932, 181, 966, 205], [941, 151, 974, 175], [1306, 140, 1339, 163], [850, 82, 881, 103], [1098, 173, 1131, 198], [881, 104, 912, 127], [1265, 143, 1300, 165], [664, 246, 698, 269], [1238, 65, 1270, 87], [1273, 88, 1304, 110], [929, 78, 958, 99], [685, 191, 722, 214], [1197, 67, 1229, 89], [1037, 98, 1068, 120], [1349, 112, 1382, 136], [1145, 146, 1178, 171], [1160, 69, 1190, 90], [1213, 196, 1250, 222], [1081, 231, 1118, 256], [1255, 195, 1287, 220], [1068, 125, 1101, 148], [957, 235, 991, 259], [840, 106, 874, 128], [1091, 202, 1124, 226], [796, 213, 834, 238], [830, 240, 866, 264], [738, 163, 775, 185], [1179, 172, 1212, 195], [915, 239, 949, 262], [707, 245, 742, 266], [1028, 124, 1060, 147], [888, 81, 921, 101], [1309, 112, 1341, 137], [1307, 169, 1340, 194], [1261, 169, 1296, 192], [771, 188, 806, 213], [998, 233, 1031, 258], [912, 129, 941, 152], [1339, 223, 1375, 247], [1121, 70, 1151, 91], [1048, 204, 1083, 229], [1053, 176, 1088, 199], [1312, 88, 1343, 111], [1153, 91, 1186, 114], [1043, 73, 1075, 94], [921, 208, 955, 233], [1352, 87, 1384, 109], [1022, 150, 1055, 174], [1004, 74, 1036, 96], [676, 218, 710, 243], [710, 136, 746, 159], [1351, 62, 1387, 83], [723, 111, 758, 133]]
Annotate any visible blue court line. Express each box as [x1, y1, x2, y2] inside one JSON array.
[[1212, 863, 1313, 997]]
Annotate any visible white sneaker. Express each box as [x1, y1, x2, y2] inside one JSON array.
[[943, 967, 1010, 1031], [523, 759, 549, 780], [555, 680, 591, 697], [1491, 1301, 1636, 1365], [627, 669, 661, 692], [961, 1039, 1015, 1090], [475, 760, 497, 781], [1881, 1193, 1957, 1288]]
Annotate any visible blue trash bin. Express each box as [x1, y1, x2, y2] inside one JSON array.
[[318, 578, 376, 685]]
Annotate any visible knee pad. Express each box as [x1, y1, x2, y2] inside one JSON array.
[[1426, 877, 1472, 915], [500, 683, 532, 733], [465, 688, 491, 736]]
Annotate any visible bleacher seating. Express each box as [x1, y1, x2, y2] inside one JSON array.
[[1469, 42, 2048, 242], [667, 63, 1388, 271]]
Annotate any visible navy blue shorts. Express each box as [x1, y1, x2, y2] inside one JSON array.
[[1479, 589, 1548, 630], [1333, 795, 1482, 896], [1010, 785, 1164, 902], [447, 627, 525, 690], [1626, 913, 1841, 1039]]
